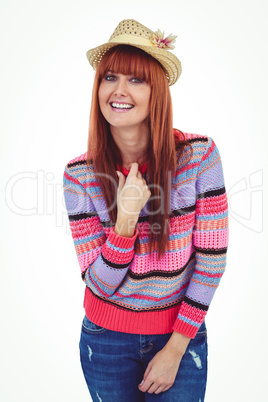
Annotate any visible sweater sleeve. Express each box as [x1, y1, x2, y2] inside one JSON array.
[[63, 164, 138, 297], [172, 137, 229, 338]]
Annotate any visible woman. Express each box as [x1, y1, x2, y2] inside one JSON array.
[[63, 19, 228, 402]]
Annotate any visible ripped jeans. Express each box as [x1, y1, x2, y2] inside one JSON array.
[[79, 315, 208, 402]]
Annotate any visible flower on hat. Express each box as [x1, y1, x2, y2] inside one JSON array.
[[151, 29, 177, 50]]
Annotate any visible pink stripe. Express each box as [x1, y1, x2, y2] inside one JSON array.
[[178, 301, 206, 323], [193, 228, 228, 249], [84, 181, 100, 188], [68, 151, 87, 164], [130, 242, 195, 274], [77, 248, 101, 271], [70, 217, 104, 240], [196, 194, 228, 215]]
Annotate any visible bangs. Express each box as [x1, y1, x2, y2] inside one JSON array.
[[97, 45, 162, 84]]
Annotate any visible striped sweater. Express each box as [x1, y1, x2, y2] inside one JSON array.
[[63, 132, 228, 338]]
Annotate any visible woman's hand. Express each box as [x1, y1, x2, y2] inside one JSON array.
[[138, 347, 183, 394], [138, 331, 191, 394], [116, 162, 151, 219]]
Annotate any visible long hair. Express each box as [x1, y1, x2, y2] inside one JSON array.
[[87, 45, 193, 259]]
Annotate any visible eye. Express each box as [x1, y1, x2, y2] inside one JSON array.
[[131, 77, 144, 83], [104, 74, 116, 81]]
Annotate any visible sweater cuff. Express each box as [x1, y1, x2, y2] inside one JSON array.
[[101, 227, 139, 267], [108, 226, 139, 248], [172, 318, 200, 339]]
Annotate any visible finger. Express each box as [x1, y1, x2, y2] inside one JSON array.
[[150, 382, 172, 394], [139, 371, 154, 393], [139, 378, 153, 393], [154, 385, 165, 394], [137, 171, 143, 181], [116, 171, 125, 192], [147, 382, 160, 394], [143, 363, 152, 380], [138, 361, 152, 391], [162, 385, 171, 392], [128, 162, 139, 176]]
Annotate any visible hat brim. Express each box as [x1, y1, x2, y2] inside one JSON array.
[[86, 42, 181, 86]]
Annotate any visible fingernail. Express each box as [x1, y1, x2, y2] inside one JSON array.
[[116, 170, 121, 177], [139, 380, 144, 386]]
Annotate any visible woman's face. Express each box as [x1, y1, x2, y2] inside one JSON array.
[[98, 71, 151, 132]]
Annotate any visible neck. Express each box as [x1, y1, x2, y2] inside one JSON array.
[[110, 124, 150, 169]]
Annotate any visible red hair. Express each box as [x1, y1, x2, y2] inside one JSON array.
[[87, 45, 192, 259]]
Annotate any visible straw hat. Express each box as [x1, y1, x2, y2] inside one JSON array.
[[86, 19, 182, 86]]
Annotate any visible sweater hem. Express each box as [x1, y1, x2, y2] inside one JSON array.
[[83, 286, 181, 335]]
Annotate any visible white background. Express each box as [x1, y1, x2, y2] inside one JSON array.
[[1, 0, 267, 401]]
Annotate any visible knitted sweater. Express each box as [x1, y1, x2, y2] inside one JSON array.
[[63, 132, 228, 339]]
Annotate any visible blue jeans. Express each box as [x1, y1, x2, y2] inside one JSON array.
[[79, 315, 208, 402]]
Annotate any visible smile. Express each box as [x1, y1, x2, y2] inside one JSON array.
[[110, 102, 134, 109]]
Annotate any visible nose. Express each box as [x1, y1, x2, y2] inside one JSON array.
[[114, 77, 128, 96]]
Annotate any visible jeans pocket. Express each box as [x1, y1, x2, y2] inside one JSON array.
[[82, 315, 108, 334]]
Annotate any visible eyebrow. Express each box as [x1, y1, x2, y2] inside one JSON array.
[[106, 71, 136, 77]]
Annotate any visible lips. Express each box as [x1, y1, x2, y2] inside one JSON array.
[[110, 102, 134, 110]]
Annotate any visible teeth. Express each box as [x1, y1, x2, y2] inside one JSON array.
[[111, 102, 133, 109]]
